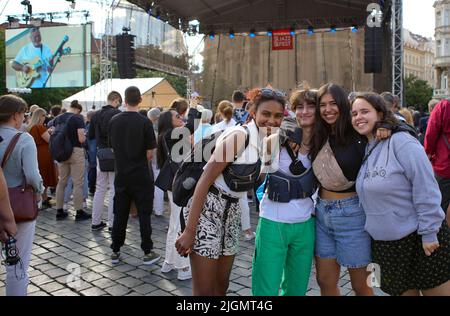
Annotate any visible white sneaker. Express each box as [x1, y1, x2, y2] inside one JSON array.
[[177, 267, 192, 281], [161, 262, 174, 273], [244, 231, 256, 241]]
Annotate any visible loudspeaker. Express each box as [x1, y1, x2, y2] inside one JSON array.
[[116, 34, 136, 79], [364, 26, 383, 73]]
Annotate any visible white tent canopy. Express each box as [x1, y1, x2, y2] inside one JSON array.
[[62, 78, 169, 112]]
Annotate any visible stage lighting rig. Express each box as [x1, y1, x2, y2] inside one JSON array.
[[66, 0, 76, 9], [21, 0, 32, 15]]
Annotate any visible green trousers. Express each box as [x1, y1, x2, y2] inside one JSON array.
[[252, 217, 315, 296]]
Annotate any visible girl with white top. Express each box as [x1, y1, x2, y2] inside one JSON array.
[[175, 88, 285, 295], [252, 89, 317, 296], [212, 100, 255, 241]]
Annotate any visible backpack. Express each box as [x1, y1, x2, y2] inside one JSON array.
[[49, 114, 74, 162], [172, 126, 249, 207]]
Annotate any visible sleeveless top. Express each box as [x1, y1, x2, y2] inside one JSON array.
[[214, 120, 260, 198]]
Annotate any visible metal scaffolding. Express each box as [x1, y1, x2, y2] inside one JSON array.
[[392, 0, 403, 103], [99, 0, 115, 100]]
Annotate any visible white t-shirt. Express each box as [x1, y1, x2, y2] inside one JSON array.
[[212, 118, 237, 133], [213, 120, 260, 198], [260, 147, 314, 224], [14, 43, 53, 88]]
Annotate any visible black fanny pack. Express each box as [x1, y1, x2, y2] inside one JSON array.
[[97, 147, 115, 172], [266, 168, 316, 202], [222, 160, 261, 192]]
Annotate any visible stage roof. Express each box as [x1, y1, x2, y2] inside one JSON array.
[[128, 0, 391, 33]]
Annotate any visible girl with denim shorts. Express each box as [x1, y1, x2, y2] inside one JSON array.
[[311, 83, 375, 296]]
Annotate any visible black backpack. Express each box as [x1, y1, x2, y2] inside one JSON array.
[[49, 114, 74, 162], [172, 126, 249, 207]]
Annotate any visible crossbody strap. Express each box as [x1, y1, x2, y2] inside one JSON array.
[[232, 125, 250, 161], [1, 133, 22, 168]]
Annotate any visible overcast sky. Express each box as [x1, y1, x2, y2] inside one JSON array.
[[403, 0, 435, 38]]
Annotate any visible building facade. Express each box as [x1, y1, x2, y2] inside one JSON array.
[[434, 0, 450, 99], [403, 29, 435, 86]]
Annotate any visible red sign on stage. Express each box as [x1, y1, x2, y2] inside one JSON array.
[[272, 30, 293, 50]]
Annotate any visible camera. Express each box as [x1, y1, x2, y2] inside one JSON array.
[[2, 236, 20, 266]]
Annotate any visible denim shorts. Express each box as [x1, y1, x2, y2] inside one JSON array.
[[315, 195, 372, 269]]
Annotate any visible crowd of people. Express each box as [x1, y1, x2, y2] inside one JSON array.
[[0, 82, 449, 297]]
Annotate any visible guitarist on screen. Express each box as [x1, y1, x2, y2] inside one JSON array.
[[11, 27, 53, 88]]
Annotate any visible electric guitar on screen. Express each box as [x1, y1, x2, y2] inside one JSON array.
[[15, 36, 71, 88]]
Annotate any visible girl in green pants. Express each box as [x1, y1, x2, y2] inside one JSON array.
[[252, 89, 318, 296]]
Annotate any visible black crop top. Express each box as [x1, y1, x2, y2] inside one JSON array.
[[328, 132, 367, 193]]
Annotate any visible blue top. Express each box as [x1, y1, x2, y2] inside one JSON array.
[[0, 125, 43, 193], [193, 123, 212, 145], [356, 132, 445, 243], [14, 43, 53, 88]]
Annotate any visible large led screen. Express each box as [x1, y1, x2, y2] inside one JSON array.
[[5, 24, 92, 89]]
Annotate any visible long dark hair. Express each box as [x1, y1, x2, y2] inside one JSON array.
[[157, 110, 175, 168], [311, 83, 353, 160], [352, 93, 399, 131]]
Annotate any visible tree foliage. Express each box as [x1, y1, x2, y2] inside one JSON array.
[[404, 75, 433, 111]]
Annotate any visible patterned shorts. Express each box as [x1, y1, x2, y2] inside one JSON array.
[[184, 186, 241, 259], [372, 222, 450, 296]]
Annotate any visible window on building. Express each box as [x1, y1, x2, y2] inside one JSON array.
[[437, 11, 442, 27], [445, 10, 450, 25]]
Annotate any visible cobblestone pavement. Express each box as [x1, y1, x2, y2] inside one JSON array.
[[0, 196, 387, 296]]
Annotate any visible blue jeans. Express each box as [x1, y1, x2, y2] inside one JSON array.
[[315, 195, 371, 269]]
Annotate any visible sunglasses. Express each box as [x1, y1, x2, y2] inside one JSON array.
[[261, 88, 286, 99]]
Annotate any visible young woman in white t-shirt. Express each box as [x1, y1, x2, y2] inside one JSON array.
[[252, 89, 318, 296], [212, 100, 256, 241], [175, 88, 286, 296]]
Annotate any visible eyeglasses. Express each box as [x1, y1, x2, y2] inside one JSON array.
[[261, 88, 286, 99]]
